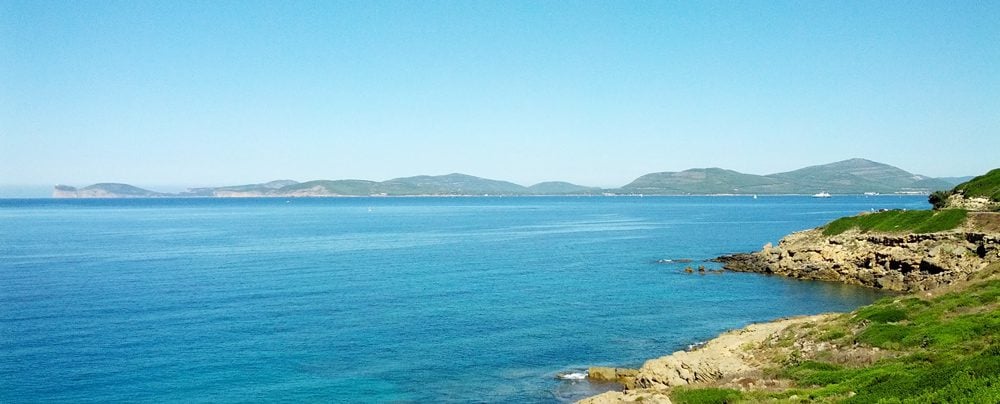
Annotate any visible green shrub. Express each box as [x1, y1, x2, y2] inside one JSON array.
[[782, 361, 853, 386], [928, 190, 952, 210], [819, 329, 846, 341], [855, 306, 908, 323], [857, 323, 911, 349], [670, 387, 743, 404]]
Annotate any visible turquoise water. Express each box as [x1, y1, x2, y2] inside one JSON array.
[[0, 196, 926, 402]]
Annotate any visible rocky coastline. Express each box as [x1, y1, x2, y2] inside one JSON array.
[[579, 315, 837, 404], [716, 213, 1000, 292], [576, 207, 1000, 402]]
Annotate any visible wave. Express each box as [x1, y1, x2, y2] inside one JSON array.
[[555, 371, 588, 381]]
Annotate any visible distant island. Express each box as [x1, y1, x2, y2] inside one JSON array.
[[53, 158, 967, 198]]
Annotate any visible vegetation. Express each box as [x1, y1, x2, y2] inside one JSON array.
[[670, 387, 743, 404], [668, 264, 1000, 404], [953, 168, 1000, 202], [927, 190, 952, 210], [822, 209, 967, 236]]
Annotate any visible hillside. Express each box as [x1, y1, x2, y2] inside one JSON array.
[[184, 180, 299, 197], [379, 173, 530, 195], [620, 168, 785, 194], [935, 168, 1000, 211], [618, 159, 955, 195], [767, 158, 954, 194], [954, 168, 1000, 202], [52, 183, 164, 198]]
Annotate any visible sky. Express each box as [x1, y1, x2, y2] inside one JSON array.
[[1, 1, 998, 192]]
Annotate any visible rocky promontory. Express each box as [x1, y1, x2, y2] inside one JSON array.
[[718, 212, 1000, 292]]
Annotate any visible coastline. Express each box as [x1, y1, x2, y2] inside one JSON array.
[[579, 314, 838, 404], [576, 203, 1000, 402]]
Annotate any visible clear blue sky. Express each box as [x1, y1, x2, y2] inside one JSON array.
[[2, 1, 998, 190]]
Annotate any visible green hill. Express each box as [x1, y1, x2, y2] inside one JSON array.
[[620, 159, 958, 195], [766, 158, 954, 194], [53, 183, 164, 197], [185, 180, 299, 196], [380, 173, 529, 195], [954, 168, 1000, 201], [87, 183, 162, 196], [621, 168, 785, 194], [277, 180, 380, 196]]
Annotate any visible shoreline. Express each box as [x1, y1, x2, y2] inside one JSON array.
[[576, 205, 999, 402], [579, 314, 838, 403]]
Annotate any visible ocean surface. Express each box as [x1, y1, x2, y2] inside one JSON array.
[[0, 195, 929, 403]]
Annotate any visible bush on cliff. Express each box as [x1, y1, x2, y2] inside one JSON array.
[[928, 190, 952, 210]]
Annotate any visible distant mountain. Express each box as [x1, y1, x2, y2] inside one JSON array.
[[276, 180, 381, 196], [51, 159, 970, 198], [184, 180, 299, 197], [380, 173, 529, 195], [528, 181, 601, 195], [938, 176, 976, 186], [767, 158, 954, 194], [618, 159, 957, 195], [621, 168, 785, 194], [53, 183, 165, 198]]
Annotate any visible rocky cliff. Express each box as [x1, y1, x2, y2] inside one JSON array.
[[719, 213, 1000, 292]]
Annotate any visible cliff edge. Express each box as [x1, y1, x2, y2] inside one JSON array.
[[718, 211, 1000, 292]]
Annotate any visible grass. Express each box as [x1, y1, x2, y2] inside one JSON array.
[[670, 387, 743, 404], [954, 168, 1000, 202], [667, 270, 1000, 403], [822, 209, 967, 236]]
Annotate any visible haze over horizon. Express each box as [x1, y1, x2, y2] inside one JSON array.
[[2, 2, 998, 190]]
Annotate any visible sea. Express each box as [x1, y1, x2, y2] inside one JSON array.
[[0, 195, 929, 403]]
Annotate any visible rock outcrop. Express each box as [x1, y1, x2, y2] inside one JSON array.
[[946, 193, 1000, 212], [718, 220, 1000, 292], [578, 315, 831, 403], [587, 367, 639, 387]]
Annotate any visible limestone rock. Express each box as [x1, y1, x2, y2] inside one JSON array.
[[631, 316, 829, 390], [721, 225, 1000, 292], [588, 366, 639, 389]]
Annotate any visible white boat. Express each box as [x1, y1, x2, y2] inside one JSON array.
[[812, 191, 832, 198]]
